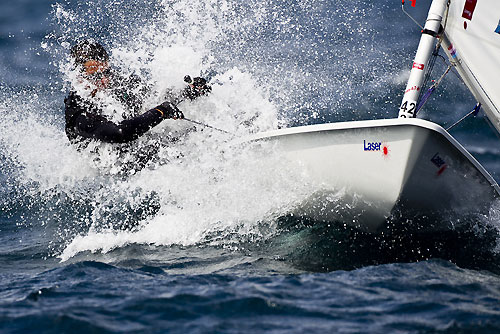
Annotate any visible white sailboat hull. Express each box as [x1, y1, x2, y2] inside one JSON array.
[[250, 118, 500, 233]]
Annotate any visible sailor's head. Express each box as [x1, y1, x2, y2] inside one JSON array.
[[71, 40, 110, 88]]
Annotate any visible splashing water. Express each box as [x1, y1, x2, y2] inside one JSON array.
[[7, 3, 500, 333], [5, 0, 364, 260], [5, 0, 491, 263]]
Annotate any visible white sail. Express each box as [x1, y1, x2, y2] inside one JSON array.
[[441, 0, 500, 132]]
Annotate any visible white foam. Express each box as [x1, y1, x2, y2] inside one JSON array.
[[59, 138, 317, 261], [0, 92, 97, 194], [4, 0, 397, 260]]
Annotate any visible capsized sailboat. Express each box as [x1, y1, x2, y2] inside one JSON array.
[[249, 0, 500, 233]]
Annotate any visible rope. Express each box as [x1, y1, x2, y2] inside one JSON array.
[[413, 1, 453, 116], [174, 98, 234, 135], [183, 117, 233, 135], [416, 64, 452, 114], [401, 1, 424, 29], [418, 43, 440, 106], [446, 103, 481, 131]]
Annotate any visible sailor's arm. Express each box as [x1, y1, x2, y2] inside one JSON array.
[[73, 103, 183, 143]]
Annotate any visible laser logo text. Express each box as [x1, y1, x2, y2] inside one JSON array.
[[364, 140, 382, 151]]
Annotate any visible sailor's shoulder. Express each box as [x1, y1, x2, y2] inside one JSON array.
[[64, 91, 84, 106]]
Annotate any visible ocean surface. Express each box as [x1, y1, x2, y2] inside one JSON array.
[[2, 0, 500, 333]]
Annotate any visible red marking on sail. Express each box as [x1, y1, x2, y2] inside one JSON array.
[[410, 0, 416, 7], [462, 0, 477, 20]]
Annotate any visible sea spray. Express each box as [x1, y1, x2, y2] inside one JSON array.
[[2, 0, 422, 261], [59, 138, 319, 261], [4, 2, 500, 332]]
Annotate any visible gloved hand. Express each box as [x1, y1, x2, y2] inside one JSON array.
[[155, 101, 184, 119], [183, 75, 212, 100]]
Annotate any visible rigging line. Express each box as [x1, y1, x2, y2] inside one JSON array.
[[436, 1, 462, 82], [414, 1, 449, 108], [446, 103, 481, 131], [447, 63, 462, 82], [443, 0, 451, 32], [417, 1, 451, 106], [415, 31, 451, 115], [183, 117, 234, 135], [436, 52, 462, 82], [415, 0, 451, 116], [173, 98, 234, 136], [418, 43, 440, 105], [416, 64, 452, 114], [401, 1, 424, 29]]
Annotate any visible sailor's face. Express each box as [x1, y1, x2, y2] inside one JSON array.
[[83, 60, 110, 89]]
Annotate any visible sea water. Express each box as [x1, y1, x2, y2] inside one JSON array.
[[2, 0, 500, 333]]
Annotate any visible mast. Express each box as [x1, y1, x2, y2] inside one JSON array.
[[398, 0, 448, 118]]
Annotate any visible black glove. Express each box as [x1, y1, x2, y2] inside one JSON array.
[[182, 75, 212, 100], [155, 101, 184, 119]]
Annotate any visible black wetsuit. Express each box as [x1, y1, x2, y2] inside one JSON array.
[[64, 73, 174, 173], [64, 72, 165, 145], [64, 91, 164, 144], [64, 73, 203, 172]]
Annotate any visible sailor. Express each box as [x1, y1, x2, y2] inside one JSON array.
[[64, 40, 211, 173], [65, 40, 211, 147]]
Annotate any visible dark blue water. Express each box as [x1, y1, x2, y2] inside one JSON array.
[[2, 0, 500, 333]]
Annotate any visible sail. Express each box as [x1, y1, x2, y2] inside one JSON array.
[[441, 0, 500, 132]]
